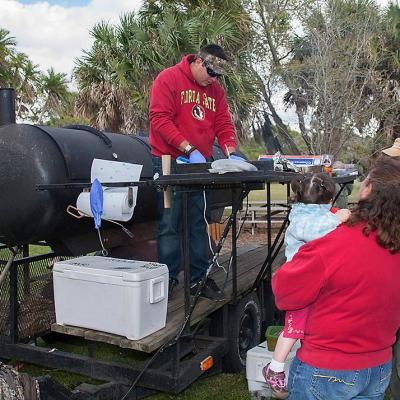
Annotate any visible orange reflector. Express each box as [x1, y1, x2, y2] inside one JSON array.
[[200, 355, 214, 371]]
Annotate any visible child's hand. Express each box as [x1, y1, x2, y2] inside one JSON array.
[[336, 208, 351, 223]]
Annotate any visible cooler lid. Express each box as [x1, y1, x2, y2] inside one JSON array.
[[53, 256, 168, 282]]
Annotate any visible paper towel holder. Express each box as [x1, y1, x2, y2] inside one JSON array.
[[128, 187, 133, 207]]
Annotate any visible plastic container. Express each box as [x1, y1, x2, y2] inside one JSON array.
[[246, 340, 300, 399], [53, 256, 169, 340], [265, 325, 284, 351]]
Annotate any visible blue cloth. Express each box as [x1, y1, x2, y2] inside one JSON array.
[[152, 156, 209, 283], [229, 154, 246, 161], [90, 178, 103, 229], [285, 203, 340, 261], [288, 357, 392, 400]]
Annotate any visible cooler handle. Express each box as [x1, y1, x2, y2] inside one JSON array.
[[149, 277, 165, 304]]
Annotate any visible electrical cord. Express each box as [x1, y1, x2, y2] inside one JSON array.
[[67, 204, 134, 256], [203, 191, 226, 274], [119, 188, 249, 400], [221, 195, 249, 290]]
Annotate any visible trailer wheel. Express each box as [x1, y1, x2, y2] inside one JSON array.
[[391, 334, 400, 400], [224, 293, 261, 373]]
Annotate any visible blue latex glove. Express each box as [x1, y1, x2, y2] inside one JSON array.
[[229, 154, 246, 162], [176, 156, 190, 164], [189, 149, 206, 164], [90, 178, 103, 229]]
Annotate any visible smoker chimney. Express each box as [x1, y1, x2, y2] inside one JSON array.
[[0, 88, 16, 126]]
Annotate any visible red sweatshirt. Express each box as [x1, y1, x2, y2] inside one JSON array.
[[149, 55, 237, 159], [272, 223, 400, 370]]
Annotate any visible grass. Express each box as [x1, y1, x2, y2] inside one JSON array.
[[151, 373, 250, 400]]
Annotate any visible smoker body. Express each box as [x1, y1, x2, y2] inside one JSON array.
[[0, 120, 231, 256], [0, 123, 158, 253]]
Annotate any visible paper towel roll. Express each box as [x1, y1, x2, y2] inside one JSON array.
[[76, 188, 136, 222]]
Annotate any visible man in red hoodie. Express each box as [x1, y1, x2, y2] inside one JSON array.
[[149, 44, 243, 299], [272, 156, 400, 399]]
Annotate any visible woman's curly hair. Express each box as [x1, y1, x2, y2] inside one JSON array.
[[346, 156, 400, 253]]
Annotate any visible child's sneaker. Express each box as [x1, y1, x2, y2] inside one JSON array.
[[262, 363, 289, 399]]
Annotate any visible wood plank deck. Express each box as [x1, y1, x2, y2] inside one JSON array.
[[52, 244, 273, 353]]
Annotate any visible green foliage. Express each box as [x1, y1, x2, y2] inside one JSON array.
[[47, 92, 91, 127], [74, 0, 260, 138], [239, 137, 265, 160]]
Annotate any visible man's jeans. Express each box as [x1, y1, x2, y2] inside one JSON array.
[[288, 356, 392, 400], [152, 156, 209, 283]]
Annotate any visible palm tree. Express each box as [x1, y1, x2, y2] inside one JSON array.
[[74, 0, 259, 140], [0, 28, 17, 86], [8, 52, 41, 118], [37, 68, 69, 124]]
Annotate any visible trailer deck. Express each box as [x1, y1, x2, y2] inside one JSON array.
[[51, 243, 269, 353]]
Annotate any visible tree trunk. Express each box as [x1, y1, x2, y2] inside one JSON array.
[[0, 363, 40, 400], [263, 91, 300, 154], [295, 104, 312, 153]]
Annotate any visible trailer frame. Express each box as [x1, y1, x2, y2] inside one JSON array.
[[0, 170, 356, 399]]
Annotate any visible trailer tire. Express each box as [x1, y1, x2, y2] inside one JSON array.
[[223, 293, 261, 373], [391, 335, 400, 400]]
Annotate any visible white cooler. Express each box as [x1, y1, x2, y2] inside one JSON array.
[[246, 340, 300, 399], [53, 256, 169, 340]]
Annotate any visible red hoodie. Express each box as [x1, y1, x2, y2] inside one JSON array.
[[272, 223, 400, 370], [149, 55, 237, 159]]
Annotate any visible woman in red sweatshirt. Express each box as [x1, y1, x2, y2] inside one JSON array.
[[272, 156, 400, 400]]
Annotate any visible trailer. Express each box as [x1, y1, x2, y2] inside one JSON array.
[[0, 165, 357, 399], [1, 87, 395, 400]]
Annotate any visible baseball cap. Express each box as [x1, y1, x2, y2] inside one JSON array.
[[382, 138, 400, 157], [199, 53, 227, 76]]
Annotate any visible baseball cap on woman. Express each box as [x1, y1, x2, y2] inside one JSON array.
[[382, 138, 400, 158]]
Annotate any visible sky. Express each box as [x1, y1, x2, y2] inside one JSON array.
[[0, 0, 393, 81], [0, 0, 393, 128], [0, 0, 144, 81]]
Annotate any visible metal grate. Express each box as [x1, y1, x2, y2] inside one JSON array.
[[0, 245, 16, 338], [0, 245, 72, 342]]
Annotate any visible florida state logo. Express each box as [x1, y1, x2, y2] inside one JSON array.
[[192, 104, 205, 121]]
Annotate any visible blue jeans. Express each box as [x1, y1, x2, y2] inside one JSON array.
[[152, 156, 209, 283], [288, 357, 392, 400]]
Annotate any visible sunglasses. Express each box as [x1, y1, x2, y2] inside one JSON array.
[[206, 66, 221, 78], [204, 64, 222, 78]]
